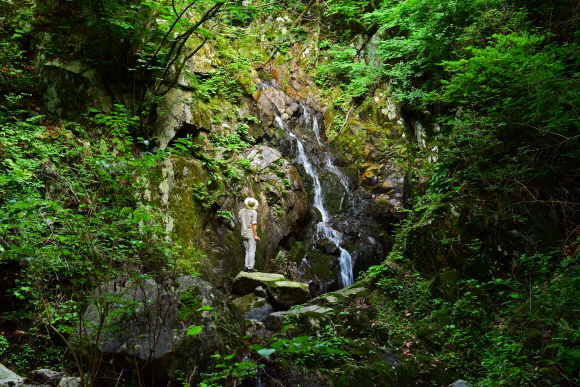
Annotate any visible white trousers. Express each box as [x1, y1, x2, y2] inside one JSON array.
[[243, 237, 256, 269]]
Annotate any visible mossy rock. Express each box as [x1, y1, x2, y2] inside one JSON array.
[[430, 307, 453, 326], [232, 294, 267, 313], [289, 241, 306, 263], [267, 280, 309, 310], [415, 321, 444, 351], [302, 251, 333, 282], [522, 329, 544, 355], [319, 171, 348, 216], [312, 292, 347, 308], [429, 270, 459, 303], [232, 272, 285, 296]]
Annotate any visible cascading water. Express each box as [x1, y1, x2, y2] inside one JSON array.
[[274, 115, 354, 287]]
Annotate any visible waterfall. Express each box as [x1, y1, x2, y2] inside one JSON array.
[[274, 115, 354, 287]]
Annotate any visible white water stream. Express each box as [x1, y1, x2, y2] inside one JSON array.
[[275, 115, 354, 287]]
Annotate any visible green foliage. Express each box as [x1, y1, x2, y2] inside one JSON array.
[[192, 183, 221, 208], [0, 335, 8, 357], [217, 210, 234, 222], [211, 123, 251, 151], [238, 158, 252, 171]]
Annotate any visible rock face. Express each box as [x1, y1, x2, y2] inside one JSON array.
[[78, 276, 245, 385], [153, 143, 309, 289], [0, 363, 24, 387], [39, 58, 134, 117]]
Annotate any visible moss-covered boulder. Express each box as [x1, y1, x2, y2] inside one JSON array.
[[319, 171, 348, 216], [232, 272, 285, 296], [77, 276, 245, 386], [266, 281, 310, 310]]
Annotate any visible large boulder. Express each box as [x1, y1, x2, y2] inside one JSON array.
[[232, 272, 285, 296], [0, 364, 24, 387], [77, 276, 245, 385], [266, 281, 309, 310]]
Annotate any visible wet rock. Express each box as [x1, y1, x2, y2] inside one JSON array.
[[315, 238, 338, 255], [288, 166, 304, 191], [257, 93, 275, 129], [319, 172, 348, 216], [232, 272, 285, 296], [266, 281, 309, 310], [260, 89, 287, 114], [78, 276, 245, 385], [0, 363, 24, 387]]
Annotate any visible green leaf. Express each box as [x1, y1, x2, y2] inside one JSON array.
[[187, 325, 203, 335], [257, 348, 276, 358]]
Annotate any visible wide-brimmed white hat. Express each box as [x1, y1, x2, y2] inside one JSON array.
[[244, 197, 259, 210]]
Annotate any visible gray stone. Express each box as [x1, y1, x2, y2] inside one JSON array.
[[286, 102, 299, 116], [244, 303, 274, 322], [0, 363, 24, 387], [33, 369, 65, 383], [453, 381, 473, 387], [57, 378, 80, 387], [260, 89, 287, 114], [246, 145, 283, 171], [232, 272, 285, 296], [264, 311, 289, 331]]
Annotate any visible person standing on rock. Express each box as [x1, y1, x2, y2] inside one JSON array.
[[239, 198, 261, 272]]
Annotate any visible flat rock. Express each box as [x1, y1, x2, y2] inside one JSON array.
[[263, 305, 333, 331], [232, 272, 285, 296], [266, 281, 309, 310], [0, 363, 24, 387], [335, 286, 367, 297], [312, 293, 345, 307]]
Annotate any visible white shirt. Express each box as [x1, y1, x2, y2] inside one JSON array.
[[238, 208, 257, 238]]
